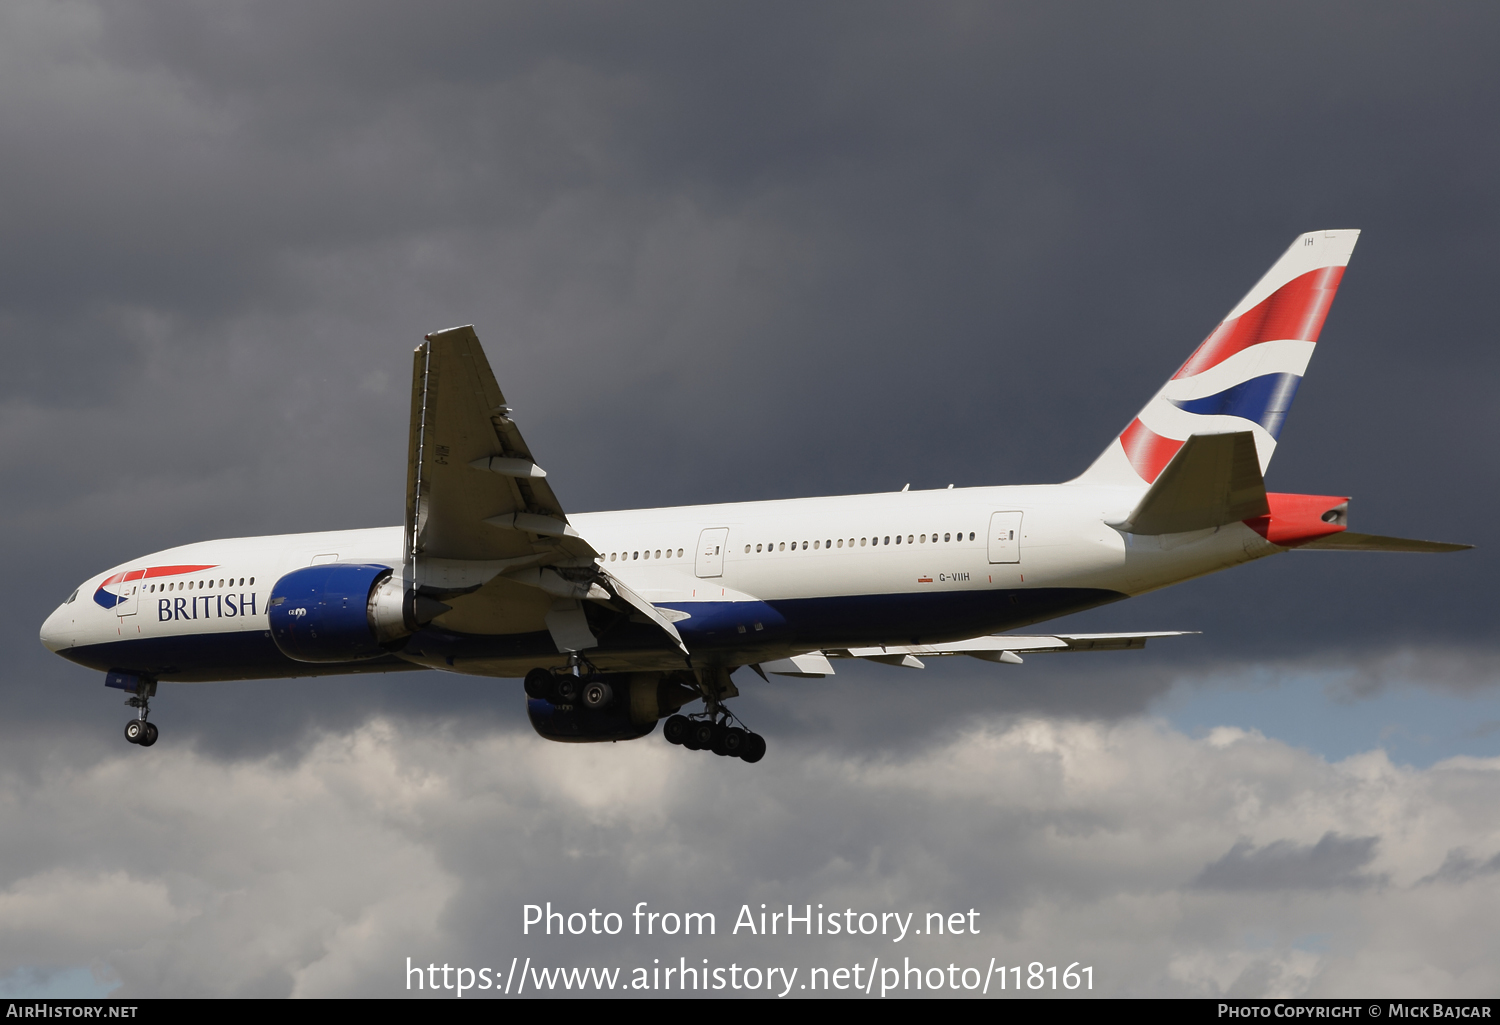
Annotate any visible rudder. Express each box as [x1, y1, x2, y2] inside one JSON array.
[[1075, 229, 1360, 487]]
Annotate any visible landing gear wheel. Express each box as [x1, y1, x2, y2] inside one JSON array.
[[683, 721, 714, 751], [554, 677, 579, 703], [124, 720, 146, 745], [582, 680, 613, 709], [721, 727, 747, 757], [710, 723, 732, 756], [139, 722, 159, 747], [739, 732, 766, 763], [523, 668, 553, 699], [663, 715, 689, 745]]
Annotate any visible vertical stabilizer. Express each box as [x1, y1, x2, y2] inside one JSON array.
[[1075, 230, 1360, 486]]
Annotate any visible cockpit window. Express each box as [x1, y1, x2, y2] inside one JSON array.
[[64, 589, 78, 604]]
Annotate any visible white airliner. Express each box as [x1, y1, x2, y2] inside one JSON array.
[[40, 230, 1468, 759]]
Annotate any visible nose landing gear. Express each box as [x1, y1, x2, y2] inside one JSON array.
[[124, 718, 158, 747], [110, 675, 159, 747]]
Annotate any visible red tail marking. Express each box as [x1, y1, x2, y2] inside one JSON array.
[[1173, 266, 1345, 380], [1119, 419, 1184, 483], [1244, 493, 1349, 546]]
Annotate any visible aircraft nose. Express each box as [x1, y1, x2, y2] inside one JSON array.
[[39, 603, 74, 653]]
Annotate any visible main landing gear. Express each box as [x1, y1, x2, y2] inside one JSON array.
[[524, 663, 615, 709], [663, 712, 766, 763]]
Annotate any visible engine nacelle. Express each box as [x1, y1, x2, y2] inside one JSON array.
[[268, 563, 405, 663], [527, 672, 699, 744]]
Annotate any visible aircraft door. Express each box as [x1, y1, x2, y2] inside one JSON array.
[[116, 571, 141, 617], [695, 528, 729, 578], [987, 511, 1023, 564]]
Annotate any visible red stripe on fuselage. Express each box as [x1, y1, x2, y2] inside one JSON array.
[[143, 564, 218, 579], [1118, 418, 1183, 483], [1172, 266, 1345, 380], [102, 564, 218, 588]]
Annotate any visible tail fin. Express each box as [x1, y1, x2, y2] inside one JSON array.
[[1075, 229, 1360, 486]]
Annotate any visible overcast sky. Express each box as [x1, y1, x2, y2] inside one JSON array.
[[4, 0, 1498, 999]]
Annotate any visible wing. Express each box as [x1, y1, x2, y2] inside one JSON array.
[[404, 326, 685, 655], [825, 631, 1198, 668]]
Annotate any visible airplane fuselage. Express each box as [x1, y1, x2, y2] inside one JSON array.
[[41, 481, 1275, 683]]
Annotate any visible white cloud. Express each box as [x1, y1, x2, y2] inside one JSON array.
[[2, 713, 1497, 997]]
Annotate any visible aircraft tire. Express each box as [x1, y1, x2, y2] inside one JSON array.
[[582, 681, 613, 710], [685, 721, 714, 751], [139, 723, 159, 747], [663, 715, 689, 745], [739, 733, 766, 764], [721, 727, 747, 757], [523, 668, 553, 699], [124, 720, 145, 745], [710, 723, 732, 756]]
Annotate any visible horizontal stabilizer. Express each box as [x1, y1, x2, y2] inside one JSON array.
[[1114, 431, 1268, 535], [1295, 532, 1472, 553]]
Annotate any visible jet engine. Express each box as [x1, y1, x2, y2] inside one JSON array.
[[268, 563, 409, 663], [525, 671, 699, 743]]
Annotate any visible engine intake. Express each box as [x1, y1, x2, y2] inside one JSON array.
[[268, 563, 405, 663]]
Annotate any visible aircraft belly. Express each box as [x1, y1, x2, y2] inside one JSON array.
[[57, 630, 421, 682]]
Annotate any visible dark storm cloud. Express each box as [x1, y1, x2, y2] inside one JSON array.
[[4, 0, 1497, 751], [1196, 833, 1385, 892]]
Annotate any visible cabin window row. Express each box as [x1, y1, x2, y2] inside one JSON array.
[[604, 549, 685, 563], [743, 531, 976, 554], [145, 576, 254, 594]]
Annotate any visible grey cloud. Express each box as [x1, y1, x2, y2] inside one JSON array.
[[1418, 849, 1500, 887], [1196, 833, 1384, 893], [2, 714, 1498, 997]]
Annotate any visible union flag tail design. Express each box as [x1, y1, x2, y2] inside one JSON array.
[[1077, 229, 1360, 486]]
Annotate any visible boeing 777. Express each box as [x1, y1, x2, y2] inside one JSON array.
[[39, 230, 1469, 760]]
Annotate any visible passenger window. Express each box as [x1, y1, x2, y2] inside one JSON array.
[[677, 549, 684, 558], [837, 539, 843, 548], [814, 540, 820, 549], [779, 543, 785, 551], [655, 550, 661, 559], [633, 552, 639, 560], [969, 532, 975, 540], [860, 538, 866, 546], [801, 541, 807, 550], [883, 536, 890, 545], [895, 535, 902, 545]]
